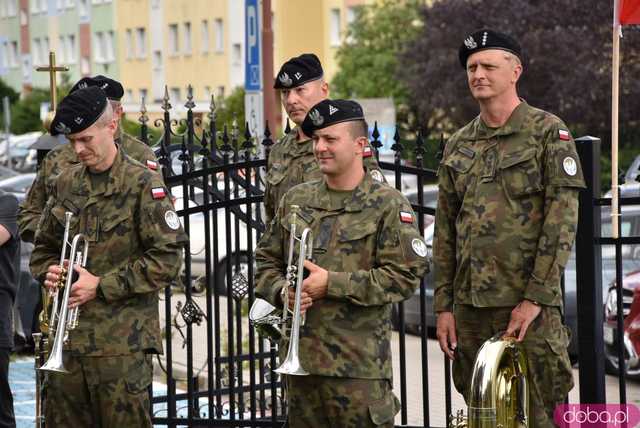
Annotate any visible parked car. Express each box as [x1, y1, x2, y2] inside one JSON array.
[[0, 132, 42, 172], [0, 165, 18, 181], [603, 270, 640, 379]]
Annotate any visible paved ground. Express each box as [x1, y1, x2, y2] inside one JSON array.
[[9, 292, 640, 427]]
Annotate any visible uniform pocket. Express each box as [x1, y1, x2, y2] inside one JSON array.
[[125, 354, 153, 394], [266, 165, 286, 186], [368, 390, 400, 425], [500, 148, 543, 198]]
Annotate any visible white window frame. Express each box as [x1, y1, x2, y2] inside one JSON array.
[[200, 20, 209, 54], [67, 34, 76, 64], [168, 24, 179, 56], [329, 8, 341, 47], [136, 27, 146, 58], [125, 29, 133, 60], [183, 22, 192, 55], [214, 18, 223, 53]]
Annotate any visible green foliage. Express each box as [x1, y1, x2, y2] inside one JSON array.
[[9, 88, 49, 134], [214, 86, 246, 132], [0, 78, 19, 115], [332, 0, 422, 108], [121, 116, 161, 147]]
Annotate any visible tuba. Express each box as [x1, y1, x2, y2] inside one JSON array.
[[449, 334, 530, 428], [250, 205, 313, 375]]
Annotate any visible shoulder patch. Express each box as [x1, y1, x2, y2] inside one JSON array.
[[363, 145, 373, 158], [146, 160, 158, 170], [558, 129, 571, 141], [400, 211, 413, 224], [411, 238, 428, 257], [151, 187, 166, 199], [370, 169, 384, 183], [164, 210, 181, 230], [562, 156, 578, 176]]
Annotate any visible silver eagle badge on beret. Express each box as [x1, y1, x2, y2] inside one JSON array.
[[464, 36, 477, 50], [309, 109, 324, 126], [54, 122, 72, 135], [278, 72, 293, 87]]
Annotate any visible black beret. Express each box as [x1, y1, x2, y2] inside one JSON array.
[[274, 53, 323, 89], [301, 99, 365, 137], [70, 75, 124, 100], [458, 29, 522, 68], [50, 86, 108, 136]]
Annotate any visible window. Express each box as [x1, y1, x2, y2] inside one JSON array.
[[232, 43, 241, 66], [152, 50, 162, 70], [56, 0, 64, 11], [9, 41, 17, 67], [214, 18, 223, 53], [1, 1, 6, 18], [346, 6, 358, 24], [79, 0, 88, 17], [125, 29, 133, 60], [126, 89, 133, 103], [80, 56, 90, 74], [204, 86, 211, 102], [30, 0, 39, 13], [217, 85, 225, 99], [183, 22, 191, 55], [106, 31, 115, 62], [200, 20, 209, 53], [58, 36, 66, 63], [329, 8, 341, 47], [168, 24, 179, 55], [66, 34, 76, 63], [0, 43, 7, 69], [170, 87, 181, 104], [8, 0, 17, 16], [93, 31, 105, 62], [33, 38, 41, 65], [139, 88, 147, 102], [135, 27, 146, 58], [66, 0, 75, 9], [39, 0, 46, 13]]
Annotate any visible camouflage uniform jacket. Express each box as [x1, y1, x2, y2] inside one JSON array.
[[264, 128, 385, 223], [433, 101, 586, 313], [255, 172, 429, 380], [30, 148, 186, 356], [18, 130, 158, 243]]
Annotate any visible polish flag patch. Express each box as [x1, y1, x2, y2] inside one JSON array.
[[151, 187, 166, 199], [558, 129, 571, 141], [363, 146, 373, 158], [146, 160, 158, 170], [400, 211, 413, 223]]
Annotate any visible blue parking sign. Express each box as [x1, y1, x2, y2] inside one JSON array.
[[245, 0, 262, 91]]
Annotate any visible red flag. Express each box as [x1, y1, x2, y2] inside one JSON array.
[[620, 0, 640, 24]]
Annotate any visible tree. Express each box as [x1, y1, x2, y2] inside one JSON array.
[[400, 0, 640, 145], [9, 88, 50, 134], [332, 0, 422, 108], [0, 78, 19, 113]]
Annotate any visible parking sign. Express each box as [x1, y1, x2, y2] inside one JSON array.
[[245, 0, 262, 91]]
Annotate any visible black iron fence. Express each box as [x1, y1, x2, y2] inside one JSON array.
[[132, 91, 639, 427]]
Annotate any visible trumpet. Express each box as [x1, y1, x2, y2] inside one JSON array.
[[38, 212, 89, 374], [250, 205, 313, 376]]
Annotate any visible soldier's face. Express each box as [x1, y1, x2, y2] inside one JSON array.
[[313, 122, 365, 176], [281, 79, 329, 126], [466, 49, 521, 101], [68, 118, 117, 172]]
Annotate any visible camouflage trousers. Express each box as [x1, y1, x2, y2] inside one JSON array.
[[452, 305, 574, 428], [286, 375, 400, 428], [44, 352, 153, 428]]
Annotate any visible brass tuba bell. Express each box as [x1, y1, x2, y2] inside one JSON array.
[[449, 333, 530, 428]]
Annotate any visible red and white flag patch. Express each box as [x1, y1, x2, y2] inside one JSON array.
[[363, 146, 373, 158], [558, 129, 571, 141], [400, 211, 413, 223], [146, 160, 158, 170], [151, 187, 166, 199]]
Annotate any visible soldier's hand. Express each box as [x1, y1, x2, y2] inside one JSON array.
[[68, 264, 100, 308], [44, 263, 66, 294], [436, 312, 457, 360], [504, 300, 542, 341], [301, 260, 328, 301], [287, 288, 313, 314]]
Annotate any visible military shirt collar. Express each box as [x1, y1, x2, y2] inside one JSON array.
[[307, 169, 374, 212], [473, 99, 530, 140]]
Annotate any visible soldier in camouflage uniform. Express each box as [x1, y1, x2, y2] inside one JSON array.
[[265, 53, 385, 223], [256, 99, 429, 427], [434, 30, 585, 427], [19, 75, 158, 243], [29, 87, 186, 427]]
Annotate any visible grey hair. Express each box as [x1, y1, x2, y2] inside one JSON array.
[[94, 102, 114, 128]]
